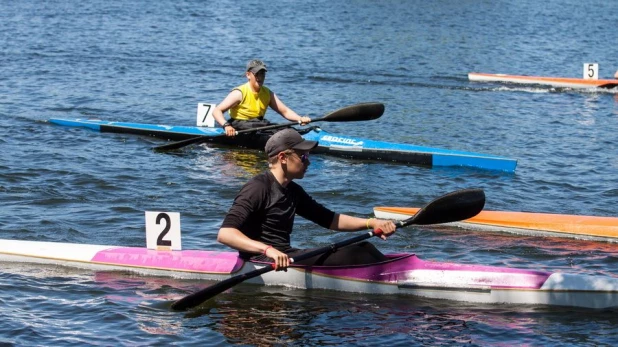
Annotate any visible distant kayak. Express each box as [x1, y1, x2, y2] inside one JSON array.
[[374, 207, 618, 242], [48, 118, 518, 172], [468, 72, 618, 89]]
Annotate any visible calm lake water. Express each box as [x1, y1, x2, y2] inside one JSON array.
[[1, 0, 618, 345]]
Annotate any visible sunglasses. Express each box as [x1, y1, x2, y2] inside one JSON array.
[[298, 153, 309, 163], [288, 151, 309, 163]]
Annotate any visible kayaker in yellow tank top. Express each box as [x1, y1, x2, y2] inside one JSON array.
[[213, 59, 311, 136]]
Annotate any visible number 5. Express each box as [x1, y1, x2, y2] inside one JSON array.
[[583, 63, 598, 80]]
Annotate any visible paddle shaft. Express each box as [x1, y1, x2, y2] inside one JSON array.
[[170, 188, 486, 311], [170, 231, 377, 311], [155, 120, 308, 151], [153, 102, 385, 151]]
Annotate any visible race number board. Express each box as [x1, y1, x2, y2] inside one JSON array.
[[145, 211, 181, 250], [583, 63, 599, 80]]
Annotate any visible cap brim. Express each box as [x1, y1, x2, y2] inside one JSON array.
[[292, 140, 318, 151], [247, 67, 267, 74]]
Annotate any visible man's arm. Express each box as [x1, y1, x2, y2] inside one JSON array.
[[217, 227, 290, 269], [329, 213, 396, 240], [269, 92, 311, 125], [217, 227, 269, 254], [213, 90, 243, 135], [294, 184, 396, 240]]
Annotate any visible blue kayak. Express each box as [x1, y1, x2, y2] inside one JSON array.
[[48, 118, 517, 172]]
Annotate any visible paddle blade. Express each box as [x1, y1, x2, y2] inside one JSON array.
[[154, 136, 208, 152], [322, 103, 384, 122], [598, 83, 618, 89], [400, 189, 485, 226], [171, 265, 274, 311]]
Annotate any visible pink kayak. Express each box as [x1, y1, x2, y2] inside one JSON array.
[[1, 238, 618, 309]]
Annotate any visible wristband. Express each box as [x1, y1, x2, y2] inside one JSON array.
[[366, 218, 375, 230], [263, 245, 272, 255], [222, 122, 231, 128]]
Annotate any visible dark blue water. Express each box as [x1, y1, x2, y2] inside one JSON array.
[[2, 0, 618, 345]]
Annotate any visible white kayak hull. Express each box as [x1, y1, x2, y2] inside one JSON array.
[[1, 239, 618, 309]]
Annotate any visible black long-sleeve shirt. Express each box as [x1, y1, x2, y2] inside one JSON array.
[[221, 171, 335, 259]]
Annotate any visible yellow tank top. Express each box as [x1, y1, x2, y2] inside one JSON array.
[[229, 83, 271, 120]]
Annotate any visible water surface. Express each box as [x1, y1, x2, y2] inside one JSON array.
[[1, 0, 618, 345]]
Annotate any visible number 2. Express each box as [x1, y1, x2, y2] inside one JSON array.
[[145, 211, 181, 250], [156, 213, 172, 247]]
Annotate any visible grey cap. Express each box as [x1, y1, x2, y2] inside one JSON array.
[[265, 129, 318, 157], [246, 59, 268, 74]]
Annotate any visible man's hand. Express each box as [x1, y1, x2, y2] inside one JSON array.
[[299, 116, 311, 125], [224, 125, 236, 136], [264, 247, 290, 270], [373, 219, 397, 240]]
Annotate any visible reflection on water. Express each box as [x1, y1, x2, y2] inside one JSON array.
[[4, 264, 618, 345], [220, 149, 266, 177], [578, 95, 600, 126], [95, 272, 188, 336], [185, 286, 618, 346], [190, 146, 266, 182], [205, 293, 319, 346]]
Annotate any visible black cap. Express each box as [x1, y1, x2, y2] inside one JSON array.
[[265, 129, 318, 157], [246, 59, 268, 74]]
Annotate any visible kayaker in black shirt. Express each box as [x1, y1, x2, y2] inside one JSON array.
[[218, 128, 397, 270]]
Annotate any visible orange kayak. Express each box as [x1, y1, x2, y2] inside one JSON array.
[[374, 207, 618, 241], [468, 72, 618, 89]]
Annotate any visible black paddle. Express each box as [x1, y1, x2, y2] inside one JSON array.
[[170, 188, 486, 311], [153, 102, 385, 151]]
